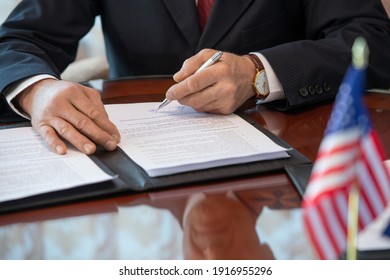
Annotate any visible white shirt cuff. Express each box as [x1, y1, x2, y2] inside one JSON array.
[[5, 75, 58, 119], [249, 52, 284, 104]]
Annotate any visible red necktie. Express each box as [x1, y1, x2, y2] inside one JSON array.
[[198, 0, 214, 30]]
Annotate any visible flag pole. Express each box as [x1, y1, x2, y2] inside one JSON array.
[[346, 182, 359, 260], [346, 37, 368, 260]]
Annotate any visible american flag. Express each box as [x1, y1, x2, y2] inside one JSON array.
[[302, 48, 390, 259]]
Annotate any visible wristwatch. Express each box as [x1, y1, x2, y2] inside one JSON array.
[[246, 54, 269, 100]]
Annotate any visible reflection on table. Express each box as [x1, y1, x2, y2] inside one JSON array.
[[0, 189, 316, 260]]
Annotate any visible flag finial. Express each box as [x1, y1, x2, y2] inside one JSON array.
[[352, 37, 369, 70]]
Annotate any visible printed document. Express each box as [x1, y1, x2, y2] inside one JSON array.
[[0, 102, 289, 203], [105, 102, 289, 177], [0, 127, 114, 203]]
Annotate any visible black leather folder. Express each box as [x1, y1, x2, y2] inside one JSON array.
[[284, 163, 313, 197], [0, 117, 311, 214]]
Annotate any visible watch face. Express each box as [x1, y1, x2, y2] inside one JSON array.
[[255, 70, 269, 96]]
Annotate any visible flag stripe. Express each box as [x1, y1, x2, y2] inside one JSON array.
[[334, 190, 348, 234], [357, 159, 379, 219], [318, 196, 340, 256], [303, 184, 351, 259], [306, 130, 360, 198], [304, 206, 333, 259], [364, 133, 390, 201], [321, 195, 346, 252], [359, 157, 385, 215], [356, 182, 374, 228]]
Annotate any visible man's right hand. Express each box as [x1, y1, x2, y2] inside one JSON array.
[[16, 79, 121, 155]]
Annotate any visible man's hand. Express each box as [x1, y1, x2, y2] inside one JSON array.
[[16, 79, 120, 155], [166, 49, 256, 115]]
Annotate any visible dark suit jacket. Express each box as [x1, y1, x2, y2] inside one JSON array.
[[1, 0, 390, 117]]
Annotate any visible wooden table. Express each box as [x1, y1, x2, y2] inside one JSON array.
[[0, 76, 389, 260]]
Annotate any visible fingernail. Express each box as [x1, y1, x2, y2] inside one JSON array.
[[173, 71, 181, 81], [55, 145, 65, 154], [83, 143, 95, 154], [105, 140, 117, 151]]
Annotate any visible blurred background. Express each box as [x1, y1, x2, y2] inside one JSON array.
[[0, 0, 108, 82]]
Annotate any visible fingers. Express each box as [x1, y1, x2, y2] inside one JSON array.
[[53, 86, 120, 154], [55, 105, 118, 153], [71, 86, 121, 142], [168, 67, 215, 99], [167, 60, 237, 114], [179, 82, 239, 115], [173, 49, 216, 82], [36, 118, 96, 155], [167, 49, 224, 103], [25, 79, 120, 155], [167, 50, 257, 115], [36, 123, 68, 155]]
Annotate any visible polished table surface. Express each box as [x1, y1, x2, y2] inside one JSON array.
[[0, 76, 389, 259]]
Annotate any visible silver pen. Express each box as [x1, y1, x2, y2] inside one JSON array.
[[156, 51, 223, 111]]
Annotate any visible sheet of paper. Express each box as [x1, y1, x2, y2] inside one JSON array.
[[0, 127, 115, 203], [105, 101, 289, 177]]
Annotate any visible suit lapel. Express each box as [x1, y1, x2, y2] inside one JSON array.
[[198, 0, 254, 49], [162, 0, 255, 51], [161, 0, 201, 50]]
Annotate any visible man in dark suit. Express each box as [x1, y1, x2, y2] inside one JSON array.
[[1, 0, 390, 155]]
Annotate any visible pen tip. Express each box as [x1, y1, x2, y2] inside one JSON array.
[[156, 99, 171, 111]]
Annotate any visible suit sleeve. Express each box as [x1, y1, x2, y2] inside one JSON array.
[[260, 0, 390, 111], [0, 0, 99, 105]]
